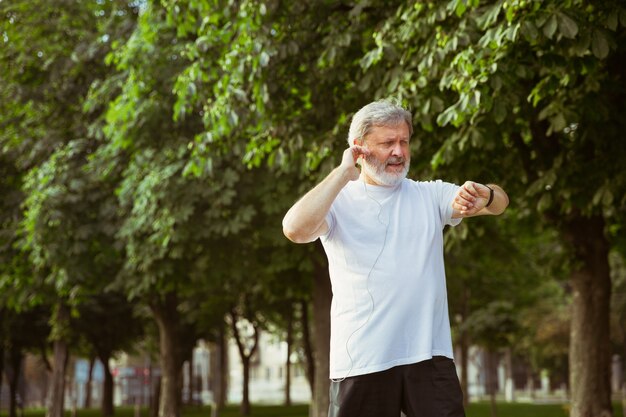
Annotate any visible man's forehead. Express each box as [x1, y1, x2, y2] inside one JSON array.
[[369, 123, 411, 138]]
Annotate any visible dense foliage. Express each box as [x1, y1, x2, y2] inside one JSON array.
[[1, 1, 625, 417]]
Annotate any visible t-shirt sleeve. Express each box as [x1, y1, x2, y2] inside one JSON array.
[[321, 206, 336, 240], [435, 180, 462, 227]]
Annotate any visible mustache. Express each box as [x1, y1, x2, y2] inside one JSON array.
[[386, 157, 406, 165], [364, 155, 407, 166]]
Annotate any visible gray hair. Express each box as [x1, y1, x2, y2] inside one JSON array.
[[347, 99, 413, 145]]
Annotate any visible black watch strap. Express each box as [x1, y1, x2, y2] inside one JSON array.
[[486, 185, 494, 207]]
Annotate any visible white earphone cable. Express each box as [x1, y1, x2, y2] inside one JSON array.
[[331, 181, 395, 382]]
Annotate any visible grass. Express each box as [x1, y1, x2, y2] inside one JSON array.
[[467, 402, 625, 417], [1, 402, 623, 417], [467, 402, 569, 417]]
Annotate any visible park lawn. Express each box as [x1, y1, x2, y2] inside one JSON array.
[[0, 402, 623, 417], [467, 402, 569, 417], [184, 402, 624, 417], [467, 401, 623, 417]]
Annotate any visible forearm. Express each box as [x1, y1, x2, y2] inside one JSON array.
[[282, 166, 354, 243], [451, 181, 509, 218], [484, 184, 509, 215]]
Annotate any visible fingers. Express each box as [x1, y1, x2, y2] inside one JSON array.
[[453, 199, 480, 216], [463, 181, 490, 198], [454, 181, 491, 216], [350, 145, 370, 162], [453, 198, 475, 214], [462, 181, 479, 197], [456, 182, 477, 210], [340, 146, 369, 181]]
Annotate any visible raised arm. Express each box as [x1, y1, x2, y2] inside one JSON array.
[[282, 145, 369, 243], [451, 181, 509, 218]]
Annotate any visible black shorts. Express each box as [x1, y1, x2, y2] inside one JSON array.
[[328, 356, 465, 417]]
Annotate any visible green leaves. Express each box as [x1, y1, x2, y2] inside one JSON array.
[[1, 4, 625, 414], [543, 14, 558, 39], [557, 12, 579, 39], [474, 1, 503, 30], [462, 301, 519, 348], [591, 29, 610, 59]]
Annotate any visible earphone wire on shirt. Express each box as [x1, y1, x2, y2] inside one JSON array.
[[331, 181, 394, 383]]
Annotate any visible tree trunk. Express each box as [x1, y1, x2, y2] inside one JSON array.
[[151, 293, 183, 417], [310, 242, 331, 417], [622, 383, 626, 417], [99, 353, 114, 417], [85, 356, 95, 408], [300, 299, 315, 393], [46, 337, 69, 417], [229, 310, 259, 417], [241, 357, 251, 416], [46, 302, 70, 417], [209, 325, 228, 411], [8, 346, 22, 417], [0, 317, 5, 411], [622, 323, 626, 398], [285, 307, 293, 406], [564, 215, 613, 417], [151, 377, 161, 417]]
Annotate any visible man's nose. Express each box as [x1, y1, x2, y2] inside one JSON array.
[[391, 142, 403, 156]]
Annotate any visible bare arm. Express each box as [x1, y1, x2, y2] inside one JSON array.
[[451, 181, 509, 218], [282, 146, 370, 243]]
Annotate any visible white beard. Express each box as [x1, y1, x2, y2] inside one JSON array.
[[360, 154, 409, 186]]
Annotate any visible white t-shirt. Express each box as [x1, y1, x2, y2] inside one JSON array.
[[321, 178, 461, 379]]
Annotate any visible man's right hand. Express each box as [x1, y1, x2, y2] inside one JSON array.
[[340, 145, 370, 181], [283, 144, 371, 243]]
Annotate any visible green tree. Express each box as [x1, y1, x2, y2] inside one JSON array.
[[0, 3, 140, 417], [96, 4, 268, 416], [610, 250, 626, 401], [1, 306, 50, 417], [72, 292, 146, 416], [4, 3, 623, 417], [445, 214, 560, 405], [19, 133, 138, 417], [167, 2, 405, 413], [169, 2, 626, 415]]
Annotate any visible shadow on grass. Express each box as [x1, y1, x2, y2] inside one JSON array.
[[0, 402, 623, 417]]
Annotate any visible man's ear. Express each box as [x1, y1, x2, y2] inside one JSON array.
[[353, 137, 364, 146]]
